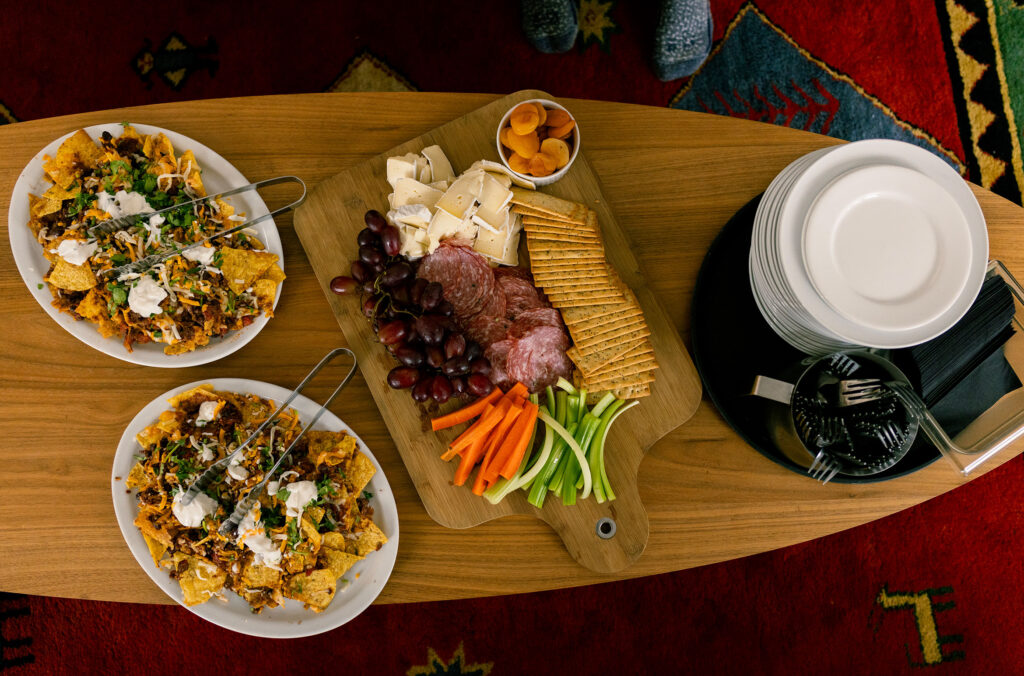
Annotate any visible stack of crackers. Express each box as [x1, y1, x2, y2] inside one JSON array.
[[509, 187, 658, 399]]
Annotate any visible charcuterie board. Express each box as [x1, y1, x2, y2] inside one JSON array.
[[293, 90, 701, 572]]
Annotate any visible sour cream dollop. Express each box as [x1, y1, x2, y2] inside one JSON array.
[[127, 276, 167, 317], [226, 455, 249, 482], [283, 480, 318, 518], [171, 491, 218, 528], [97, 190, 155, 219], [236, 508, 282, 568], [196, 401, 220, 426], [55, 239, 98, 266], [182, 245, 216, 266]]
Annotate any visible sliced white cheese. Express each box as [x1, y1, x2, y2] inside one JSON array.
[[392, 178, 444, 209], [455, 215, 479, 242], [386, 156, 418, 188], [486, 171, 513, 189], [472, 206, 509, 233], [470, 160, 536, 189], [426, 208, 466, 253], [387, 204, 433, 229], [428, 180, 450, 191], [415, 156, 432, 184], [422, 145, 455, 184], [478, 171, 513, 213], [473, 225, 506, 260], [398, 227, 428, 259], [436, 169, 484, 219]]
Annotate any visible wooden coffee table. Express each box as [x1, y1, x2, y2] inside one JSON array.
[[2, 93, 1022, 605]]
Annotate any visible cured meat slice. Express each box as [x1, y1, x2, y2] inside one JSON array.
[[466, 314, 512, 347], [417, 243, 496, 321], [484, 339, 514, 391], [505, 325, 573, 393], [498, 275, 547, 320], [478, 286, 507, 320], [494, 266, 533, 281], [508, 307, 564, 339]]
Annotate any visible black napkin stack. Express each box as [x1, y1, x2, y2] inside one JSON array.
[[893, 275, 1020, 438]]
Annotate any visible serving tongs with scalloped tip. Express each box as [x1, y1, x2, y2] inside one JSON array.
[[176, 348, 358, 537], [93, 175, 306, 278]]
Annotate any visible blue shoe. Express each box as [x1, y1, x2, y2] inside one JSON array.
[[652, 0, 714, 81], [521, 0, 579, 54]]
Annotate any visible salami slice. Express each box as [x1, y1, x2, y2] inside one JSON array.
[[498, 275, 547, 320], [466, 314, 512, 347], [484, 339, 515, 391], [505, 325, 573, 393], [494, 266, 533, 281], [418, 243, 497, 321], [508, 307, 564, 339], [478, 286, 507, 320]]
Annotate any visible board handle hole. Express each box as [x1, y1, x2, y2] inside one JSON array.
[[596, 517, 616, 539]]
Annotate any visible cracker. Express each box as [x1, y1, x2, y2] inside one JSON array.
[[559, 303, 640, 325], [539, 282, 616, 294], [576, 328, 652, 356], [529, 251, 605, 262], [547, 289, 624, 302], [589, 354, 658, 378], [570, 317, 647, 346], [584, 370, 657, 390], [510, 187, 588, 223], [610, 383, 652, 400], [528, 241, 605, 254], [513, 205, 585, 223], [568, 338, 647, 374]]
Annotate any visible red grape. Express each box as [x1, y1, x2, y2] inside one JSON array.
[[425, 346, 445, 369], [350, 260, 372, 284], [359, 246, 384, 266], [444, 333, 466, 360], [414, 315, 446, 346], [365, 210, 388, 233], [466, 374, 494, 397], [451, 376, 467, 395], [377, 319, 408, 345], [411, 379, 432, 403], [380, 261, 413, 288], [329, 275, 357, 295], [362, 295, 378, 318], [381, 226, 402, 256], [431, 375, 454, 404], [470, 358, 491, 376], [357, 228, 379, 247], [437, 300, 454, 317], [442, 357, 471, 377], [464, 341, 482, 362], [420, 282, 443, 311], [409, 278, 428, 306], [387, 366, 421, 389], [395, 345, 425, 367]]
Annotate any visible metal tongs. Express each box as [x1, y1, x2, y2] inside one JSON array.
[[177, 348, 358, 537], [95, 175, 306, 278]]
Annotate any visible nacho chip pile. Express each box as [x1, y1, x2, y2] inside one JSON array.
[[126, 386, 387, 613], [510, 188, 658, 399]]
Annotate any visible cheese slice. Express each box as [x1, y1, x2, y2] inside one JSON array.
[[456, 215, 479, 242], [415, 156, 432, 184], [429, 180, 450, 191], [386, 154, 419, 188], [486, 171, 512, 189], [478, 172, 513, 214], [392, 178, 443, 209], [470, 160, 536, 189], [426, 208, 465, 253], [422, 145, 455, 184], [472, 205, 509, 233], [398, 225, 428, 258], [387, 204, 433, 228], [436, 170, 484, 218]]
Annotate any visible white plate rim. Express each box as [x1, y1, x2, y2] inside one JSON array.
[[110, 378, 399, 638], [776, 140, 988, 348], [8, 123, 284, 368]]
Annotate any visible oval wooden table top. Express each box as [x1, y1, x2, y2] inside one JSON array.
[[2, 93, 1023, 606]]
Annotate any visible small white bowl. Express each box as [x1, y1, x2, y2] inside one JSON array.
[[496, 98, 580, 187]]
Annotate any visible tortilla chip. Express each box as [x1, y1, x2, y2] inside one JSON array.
[[350, 520, 388, 556], [177, 149, 205, 196], [167, 384, 220, 410], [259, 264, 286, 284], [322, 548, 363, 580], [177, 555, 226, 607], [240, 561, 282, 589], [300, 515, 323, 554], [43, 130, 104, 188], [143, 132, 177, 175], [306, 505, 325, 525], [346, 451, 377, 494], [133, 512, 173, 548], [284, 569, 336, 612], [142, 534, 168, 567], [220, 247, 279, 294], [321, 532, 347, 551], [251, 278, 278, 308], [47, 258, 97, 291], [283, 543, 318, 574], [125, 461, 150, 490], [74, 289, 120, 338]]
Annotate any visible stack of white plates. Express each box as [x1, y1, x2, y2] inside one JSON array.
[[749, 139, 989, 355]]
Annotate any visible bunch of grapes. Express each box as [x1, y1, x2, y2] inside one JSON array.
[[330, 210, 495, 404]]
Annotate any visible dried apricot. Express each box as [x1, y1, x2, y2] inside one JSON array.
[[528, 153, 556, 177], [499, 126, 515, 149], [548, 120, 576, 140], [508, 153, 532, 175], [541, 138, 571, 168], [505, 129, 540, 158], [509, 106, 540, 135], [545, 108, 572, 128], [533, 103, 548, 126]]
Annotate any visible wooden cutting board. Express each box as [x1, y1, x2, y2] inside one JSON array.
[[293, 89, 701, 572]]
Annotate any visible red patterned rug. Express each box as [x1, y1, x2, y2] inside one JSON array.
[[3, 1, 1023, 673]]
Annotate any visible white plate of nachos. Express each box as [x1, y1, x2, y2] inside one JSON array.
[[111, 378, 399, 638], [8, 123, 285, 367]]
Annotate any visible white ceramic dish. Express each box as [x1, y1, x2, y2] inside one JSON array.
[[777, 140, 987, 348], [802, 164, 971, 331], [495, 98, 580, 187], [111, 378, 399, 638], [8, 124, 284, 368]]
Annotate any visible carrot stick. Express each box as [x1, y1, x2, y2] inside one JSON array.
[[431, 388, 502, 431], [484, 402, 535, 484], [505, 382, 528, 401], [477, 403, 524, 486], [448, 401, 507, 452], [498, 401, 540, 479], [454, 435, 488, 486]]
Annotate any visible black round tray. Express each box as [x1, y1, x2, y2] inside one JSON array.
[[689, 194, 940, 483]]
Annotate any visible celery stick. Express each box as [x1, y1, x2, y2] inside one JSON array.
[[556, 377, 577, 396], [537, 409, 592, 498], [555, 391, 568, 428], [513, 423, 554, 490], [545, 386, 556, 416], [590, 392, 616, 419], [527, 422, 577, 508], [562, 415, 600, 503], [591, 401, 637, 502]]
